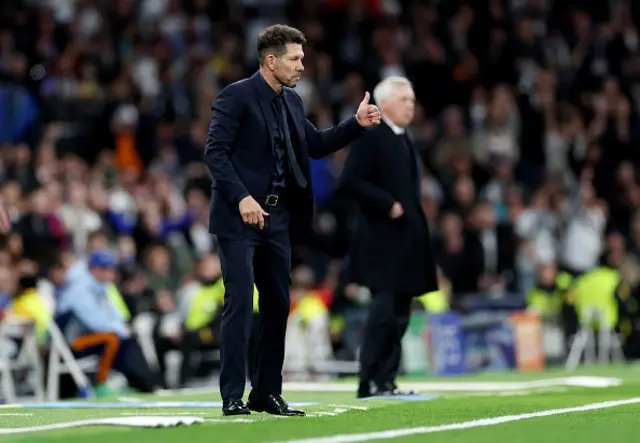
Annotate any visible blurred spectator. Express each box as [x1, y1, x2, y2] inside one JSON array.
[[285, 265, 333, 377]]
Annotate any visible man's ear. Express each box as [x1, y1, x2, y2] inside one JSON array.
[[266, 54, 277, 71]]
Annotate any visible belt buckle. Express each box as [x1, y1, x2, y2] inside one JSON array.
[[265, 194, 279, 206]]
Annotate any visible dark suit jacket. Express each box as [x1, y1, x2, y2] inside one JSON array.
[[340, 122, 438, 296], [204, 71, 364, 242]]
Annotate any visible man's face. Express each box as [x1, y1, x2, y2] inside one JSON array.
[[272, 43, 304, 88], [93, 267, 116, 284], [50, 266, 66, 286], [199, 254, 222, 281], [380, 84, 415, 128]]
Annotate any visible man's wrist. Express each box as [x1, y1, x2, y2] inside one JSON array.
[[237, 192, 250, 205]]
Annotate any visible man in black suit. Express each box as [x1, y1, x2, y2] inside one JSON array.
[[340, 76, 438, 398], [204, 24, 381, 416]]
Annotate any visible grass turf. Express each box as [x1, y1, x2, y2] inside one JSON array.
[[1, 364, 640, 443]]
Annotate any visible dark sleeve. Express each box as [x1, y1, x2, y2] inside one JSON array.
[[339, 133, 396, 217], [204, 84, 250, 204], [305, 116, 366, 159], [288, 90, 365, 159]]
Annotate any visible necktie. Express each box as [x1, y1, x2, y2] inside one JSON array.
[[278, 96, 307, 188]]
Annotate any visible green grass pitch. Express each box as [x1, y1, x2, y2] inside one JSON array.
[[1, 364, 639, 443]]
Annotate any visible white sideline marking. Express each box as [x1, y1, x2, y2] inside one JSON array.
[[0, 413, 33, 416], [154, 376, 621, 397], [282, 376, 621, 393], [117, 396, 142, 402], [327, 405, 368, 411], [271, 398, 640, 443], [0, 416, 204, 434], [204, 418, 255, 423], [121, 411, 210, 416]]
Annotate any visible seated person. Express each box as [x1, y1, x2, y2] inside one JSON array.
[[3, 273, 51, 343], [526, 263, 564, 318], [66, 234, 132, 323], [56, 249, 161, 396]]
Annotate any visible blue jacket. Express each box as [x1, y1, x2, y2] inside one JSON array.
[[56, 266, 128, 342]]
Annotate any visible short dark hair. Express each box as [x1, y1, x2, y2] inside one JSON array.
[[257, 25, 306, 65]]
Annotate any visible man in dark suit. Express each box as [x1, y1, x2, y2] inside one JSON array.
[[204, 24, 380, 416], [340, 76, 438, 398]]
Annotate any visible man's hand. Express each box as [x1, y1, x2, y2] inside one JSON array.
[[0, 199, 10, 234], [389, 202, 404, 219], [355, 92, 381, 128], [239, 196, 269, 229]]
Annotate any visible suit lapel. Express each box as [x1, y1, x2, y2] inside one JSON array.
[[250, 74, 276, 149]]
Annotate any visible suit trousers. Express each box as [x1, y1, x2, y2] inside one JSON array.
[[218, 207, 291, 401], [359, 291, 413, 387]]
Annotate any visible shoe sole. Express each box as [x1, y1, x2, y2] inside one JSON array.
[[248, 404, 305, 416], [222, 410, 251, 416]]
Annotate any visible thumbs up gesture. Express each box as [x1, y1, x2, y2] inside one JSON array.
[[355, 92, 381, 128]]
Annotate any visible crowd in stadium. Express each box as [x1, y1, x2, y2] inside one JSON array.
[[1, 0, 640, 397]]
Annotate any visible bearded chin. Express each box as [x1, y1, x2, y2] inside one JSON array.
[[276, 73, 296, 88]]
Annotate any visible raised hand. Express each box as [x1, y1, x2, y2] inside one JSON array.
[[355, 92, 381, 128]]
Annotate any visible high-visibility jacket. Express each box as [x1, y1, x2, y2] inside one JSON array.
[[568, 266, 622, 329], [6, 288, 51, 341], [526, 286, 564, 317], [185, 280, 259, 331], [417, 289, 449, 313], [107, 284, 131, 321]]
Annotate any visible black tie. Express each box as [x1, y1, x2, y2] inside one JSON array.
[[278, 96, 307, 188]]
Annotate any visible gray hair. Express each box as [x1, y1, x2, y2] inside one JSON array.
[[372, 76, 413, 106]]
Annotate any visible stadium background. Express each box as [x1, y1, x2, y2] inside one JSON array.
[[1, 0, 640, 390]]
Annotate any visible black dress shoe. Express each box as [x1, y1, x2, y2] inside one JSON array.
[[380, 382, 418, 396], [357, 380, 388, 398], [387, 387, 418, 396], [357, 380, 375, 398], [247, 391, 305, 416], [357, 381, 418, 398], [222, 399, 250, 416]]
